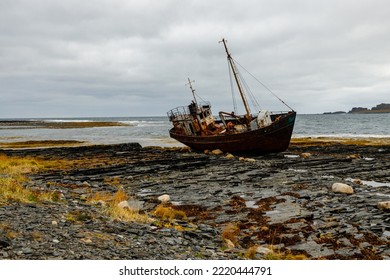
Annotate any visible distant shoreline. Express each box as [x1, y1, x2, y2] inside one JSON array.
[[0, 120, 130, 129], [324, 103, 390, 114], [324, 110, 390, 114]]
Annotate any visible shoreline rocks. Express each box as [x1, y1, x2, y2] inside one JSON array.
[[0, 142, 389, 260]]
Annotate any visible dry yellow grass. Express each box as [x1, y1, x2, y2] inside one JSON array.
[[221, 223, 240, 246], [88, 189, 151, 223], [153, 204, 187, 221], [244, 245, 259, 259], [0, 154, 60, 204]]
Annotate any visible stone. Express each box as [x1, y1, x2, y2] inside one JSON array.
[[377, 201, 390, 210], [225, 153, 235, 159], [117, 200, 131, 209], [256, 246, 273, 255], [353, 179, 362, 185], [127, 199, 144, 211], [382, 231, 390, 238], [223, 238, 235, 249], [158, 194, 170, 204], [331, 183, 354, 194], [289, 240, 334, 259], [211, 149, 224, 155], [347, 154, 361, 159], [117, 199, 143, 211], [97, 200, 106, 206], [22, 247, 33, 254], [80, 238, 93, 244], [300, 152, 312, 159], [81, 181, 91, 187]]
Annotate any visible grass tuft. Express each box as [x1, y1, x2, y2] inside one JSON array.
[[88, 190, 151, 223], [153, 204, 187, 221], [0, 154, 60, 204], [221, 223, 240, 246]]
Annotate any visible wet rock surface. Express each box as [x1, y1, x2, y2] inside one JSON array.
[[1, 142, 389, 259]]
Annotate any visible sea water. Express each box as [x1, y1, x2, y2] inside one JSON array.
[[0, 114, 389, 147]]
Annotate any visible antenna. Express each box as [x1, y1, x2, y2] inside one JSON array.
[[186, 78, 197, 105]]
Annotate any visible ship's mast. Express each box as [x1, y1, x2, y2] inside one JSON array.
[[186, 78, 197, 105], [220, 38, 251, 120]]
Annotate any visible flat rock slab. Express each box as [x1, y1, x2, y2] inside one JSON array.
[[1, 142, 389, 260]]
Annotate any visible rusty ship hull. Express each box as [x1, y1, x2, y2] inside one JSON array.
[[169, 111, 296, 154]]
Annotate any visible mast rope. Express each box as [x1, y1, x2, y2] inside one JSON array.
[[235, 65, 261, 113], [233, 58, 294, 111], [227, 59, 238, 113]]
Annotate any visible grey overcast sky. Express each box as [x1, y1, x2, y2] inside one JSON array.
[[1, 0, 389, 117]]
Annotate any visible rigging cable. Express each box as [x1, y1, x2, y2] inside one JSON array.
[[195, 92, 206, 103], [235, 65, 261, 113], [233, 58, 294, 111], [227, 59, 238, 114]]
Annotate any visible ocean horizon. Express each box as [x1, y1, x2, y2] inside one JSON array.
[[1, 113, 390, 148]]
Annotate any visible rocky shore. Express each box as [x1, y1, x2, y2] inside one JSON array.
[[1, 141, 389, 260]]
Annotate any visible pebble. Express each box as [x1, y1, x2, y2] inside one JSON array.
[[332, 183, 354, 194], [377, 201, 390, 210], [256, 246, 273, 255], [158, 194, 170, 204]]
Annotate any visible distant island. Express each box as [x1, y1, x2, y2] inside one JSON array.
[[324, 103, 390, 114]]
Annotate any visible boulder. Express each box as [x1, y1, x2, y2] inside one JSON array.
[[331, 183, 354, 194], [377, 201, 390, 210]]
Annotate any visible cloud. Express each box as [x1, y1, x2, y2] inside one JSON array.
[[0, 0, 389, 117]]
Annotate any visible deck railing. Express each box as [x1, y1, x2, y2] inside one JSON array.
[[167, 102, 211, 121]]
